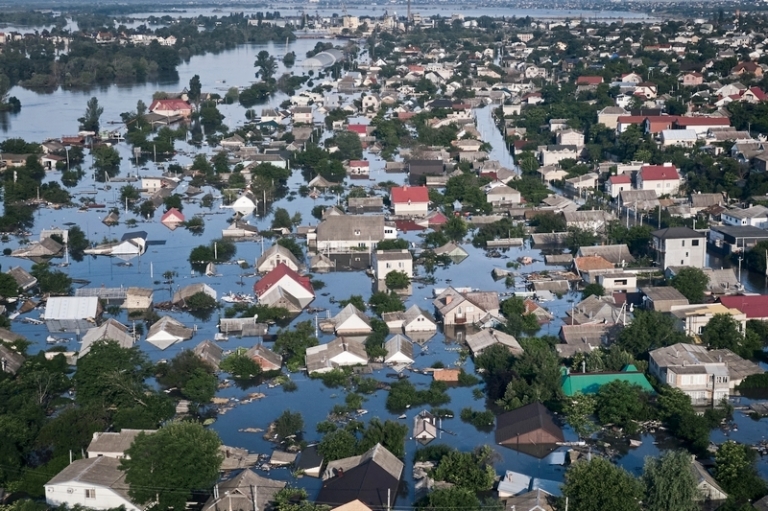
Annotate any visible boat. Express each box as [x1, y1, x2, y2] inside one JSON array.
[[356, 409, 368, 415], [629, 439, 642, 447], [398, 414, 407, 419], [221, 292, 255, 304], [214, 333, 229, 342]]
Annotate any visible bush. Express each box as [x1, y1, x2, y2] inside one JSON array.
[[460, 408, 495, 432]]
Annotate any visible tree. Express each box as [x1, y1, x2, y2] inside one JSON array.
[[92, 145, 122, 178], [562, 457, 643, 511], [368, 291, 405, 316], [282, 52, 296, 67], [30, 262, 72, 295], [0, 273, 19, 299], [331, 131, 363, 160], [642, 450, 701, 511], [616, 309, 690, 358], [219, 348, 263, 380], [422, 487, 480, 511], [255, 50, 278, 81], [274, 410, 304, 439], [157, 351, 217, 403], [121, 423, 223, 511], [657, 386, 711, 453], [670, 267, 709, 303], [188, 74, 202, 108], [273, 321, 318, 371], [563, 392, 598, 439], [339, 295, 367, 312], [272, 208, 293, 231], [715, 440, 768, 504], [581, 283, 604, 299], [431, 446, 497, 492], [442, 216, 468, 242], [595, 380, 650, 434], [701, 313, 759, 359], [318, 429, 358, 461], [499, 296, 540, 338], [185, 292, 217, 310], [384, 271, 410, 290], [78, 97, 104, 133]]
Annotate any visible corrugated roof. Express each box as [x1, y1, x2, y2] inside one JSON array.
[[45, 296, 99, 320]]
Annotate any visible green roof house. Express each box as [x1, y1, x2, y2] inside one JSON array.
[[561, 364, 654, 396]]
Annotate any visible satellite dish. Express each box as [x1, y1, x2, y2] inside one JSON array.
[[67, 488, 74, 494]]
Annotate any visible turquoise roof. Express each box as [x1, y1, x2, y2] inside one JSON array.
[[561, 364, 654, 396]]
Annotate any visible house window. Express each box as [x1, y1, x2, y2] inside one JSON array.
[[686, 252, 689, 257], [85, 489, 96, 499], [681, 260, 684, 264], [692, 240, 699, 246], [615, 279, 628, 285], [398, 262, 404, 268], [386, 263, 391, 268], [466, 306, 474, 312], [354, 230, 361, 236], [358, 243, 366, 248], [681, 240, 685, 247]]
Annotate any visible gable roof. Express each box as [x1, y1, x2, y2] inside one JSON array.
[[88, 429, 155, 456], [254, 263, 313, 296], [640, 164, 680, 181], [319, 444, 403, 509], [46, 456, 133, 503], [495, 402, 564, 445], [391, 185, 429, 204], [202, 469, 286, 511], [256, 244, 301, 269]]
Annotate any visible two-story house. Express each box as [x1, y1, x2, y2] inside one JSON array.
[[637, 164, 681, 196], [373, 249, 413, 281], [648, 343, 764, 405], [651, 226, 706, 269]]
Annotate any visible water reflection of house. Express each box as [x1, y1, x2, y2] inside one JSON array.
[[222, 220, 260, 238], [310, 253, 335, 272], [432, 242, 469, 263]]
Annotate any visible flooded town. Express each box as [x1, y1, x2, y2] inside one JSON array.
[[2, 2, 768, 511]]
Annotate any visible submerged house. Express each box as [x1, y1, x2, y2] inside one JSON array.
[[146, 316, 194, 350], [80, 319, 134, 357], [561, 364, 654, 396], [318, 444, 403, 509], [44, 296, 101, 333], [201, 470, 286, 511], [495, 402, 564, 458]]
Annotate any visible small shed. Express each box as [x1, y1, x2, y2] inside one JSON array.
[[123, 287, 153, 310]]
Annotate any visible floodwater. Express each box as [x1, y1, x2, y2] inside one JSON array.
[[2, 28, 768, 506]]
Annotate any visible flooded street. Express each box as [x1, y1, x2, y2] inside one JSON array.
[[3, 27, 768, 506]]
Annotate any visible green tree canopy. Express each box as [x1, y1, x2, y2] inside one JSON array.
[[562, 457, 643, 511], [670, 267, 709, 303], [642, 450, 700, 511], [121, 423, 223, 511], [715, 440, 768, 504], [78, 96, 103, 132], [616, 309, 690, 358]]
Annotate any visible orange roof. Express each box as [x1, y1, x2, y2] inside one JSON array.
[[573, 255, 614, 272], [432, 368, 460, 381]]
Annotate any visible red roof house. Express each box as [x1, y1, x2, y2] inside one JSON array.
[[160, 208, 185, 228], [391, 185, 429, 217], [638, 164, 681, 194], [254, 263, 314, 310], [576, 76, 604, 86], [719, 295, 768, 320], [347, 124, 368, 137], [148, 99, 193, 118]]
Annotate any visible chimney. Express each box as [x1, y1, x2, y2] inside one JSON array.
[[445, 295, 453, 305]]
